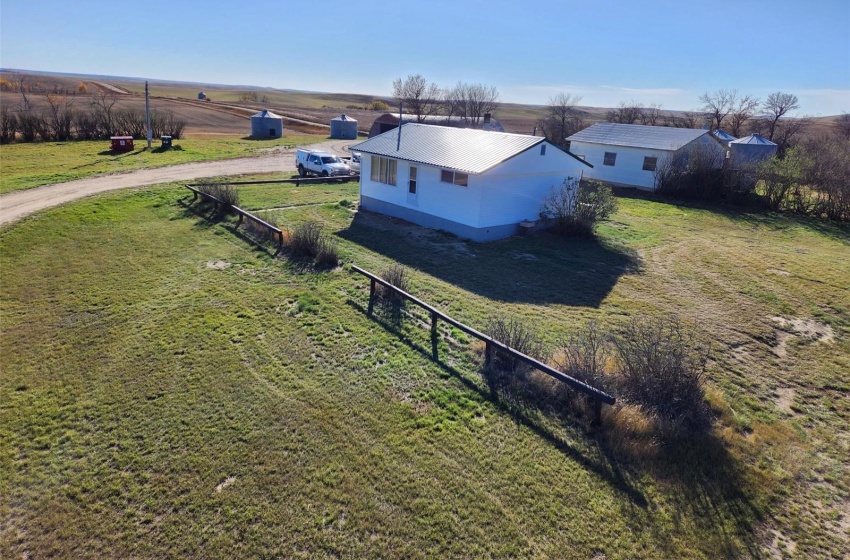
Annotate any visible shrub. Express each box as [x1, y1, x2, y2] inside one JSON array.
[[289, 221, 323, 259], [197, 183, 240, 212], [314, 237, 339, 269], [554, 319, 612, 391], [369, 100, 390, 112], [377, 263, 409, 306], [654, 143, 725, 200], [541, 177, 617, 237], [486, 316, 545, 374], [610, 315, 712, 432]]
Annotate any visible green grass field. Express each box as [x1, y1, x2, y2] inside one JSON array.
[[0, 135, 325, 194], [1, 179, 848, 558]]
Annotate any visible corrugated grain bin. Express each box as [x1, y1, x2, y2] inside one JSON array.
[[330, 114, 358, 139], [729, 134, 777, 169], [251, 109, 283, 138]]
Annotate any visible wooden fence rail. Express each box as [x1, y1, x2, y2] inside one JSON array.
[[184, 184, 284, 248], [351, 265, 615, 425]]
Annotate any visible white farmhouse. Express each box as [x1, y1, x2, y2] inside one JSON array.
[[349, 124, 592, 241], [567, 122, 726, 190]]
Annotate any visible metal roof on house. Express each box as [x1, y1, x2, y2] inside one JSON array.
[[252, 109, 281, 119], [350, 124, 551, 174], [730, 133, 776, 146], [567, 122, 710, 151]]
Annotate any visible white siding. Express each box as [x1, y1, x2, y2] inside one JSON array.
[[359, 141, 587, 229], [360, 156, 483, 226], [568, 142, 668, 189], [475, 143, 587, 226]]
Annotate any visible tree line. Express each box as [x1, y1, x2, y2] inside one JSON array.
[[391, 74, 500, 126], [0, 77, 186, 144]]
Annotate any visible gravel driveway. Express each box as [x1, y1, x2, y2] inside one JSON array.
[[0, 140, 356, 226]]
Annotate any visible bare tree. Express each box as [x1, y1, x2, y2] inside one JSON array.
[[445, 82, 500, 125], [639, 103, 663, 126], [606, 101, 643, 124], [832, 112, 850, 140], [699, 89, 738, 130], [669, 110, 703, 128], [392, 74, 442, 123], [538, 93, 584, 146], [91, 89, 120, 136], [763, 91, 800, 141], [728, 95, 760, 137], [772, 116, 809, 157], [45, 94, 75, 141]]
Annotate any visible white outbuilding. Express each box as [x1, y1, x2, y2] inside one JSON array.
[[250, 109, 283, 138], [567, 122, 727, 190], [349, 124, 592, 241]]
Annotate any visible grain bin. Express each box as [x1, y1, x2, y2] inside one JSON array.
[[251, 109, 283, 138], [330, 114, 358, 139], [729, 134, 777, 169]]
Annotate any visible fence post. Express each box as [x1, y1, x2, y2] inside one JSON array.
[[591, 397, 602, 427], [237, 212, 244, 225], [431, 311, 439, 360], [367, 278, 376, 316], [485, 341, 493, 366]]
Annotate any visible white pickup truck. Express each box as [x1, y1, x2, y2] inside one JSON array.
[[295, 149, 352, 178]]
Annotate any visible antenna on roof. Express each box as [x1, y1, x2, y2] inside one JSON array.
[[397, 102, 402, 151]]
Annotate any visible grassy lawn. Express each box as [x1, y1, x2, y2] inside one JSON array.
[[1, 182, 848, 558], [0, 135, 326, 194]]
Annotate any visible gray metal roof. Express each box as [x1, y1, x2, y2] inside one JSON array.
[[731, 133, 776, 146], [252, 109, 281, 119], [350, 124, 547, 174], [567, 122, 710, 151]]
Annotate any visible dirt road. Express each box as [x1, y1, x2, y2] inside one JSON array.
[[0, 140, 355, 226]]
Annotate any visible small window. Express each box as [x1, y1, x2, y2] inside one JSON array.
[[642, 156, 657, 171], [441, 169, 468, 187], [603, 152, 617, 166], [540, 145, 546, 155], [370, 155, 397, 186]]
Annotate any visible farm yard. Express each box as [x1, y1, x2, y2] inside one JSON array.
[[1, 72, 849, 558]]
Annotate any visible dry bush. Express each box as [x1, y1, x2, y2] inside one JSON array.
[[197, 183, 240, 211], [611, 315, 712, 433], [554, 319, 613, 391], [654, 143, 725, 200], [541, 178, 617, 237], [378, 264, 409, 303], [314, 237, 339, 269], [486, 316, 545, 374], [289, 222, 323, 259]]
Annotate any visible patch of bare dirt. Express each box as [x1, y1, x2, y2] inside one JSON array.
[[206, 261, 231, 270], [775, 387, 797, 414], [767, 268, 791, 276], [214, 476, 236, 493], [771, 316, 835, 357]]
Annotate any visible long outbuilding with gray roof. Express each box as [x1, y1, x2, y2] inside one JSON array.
[[350, 124, 591, 241], [567, 122, 727, 190]]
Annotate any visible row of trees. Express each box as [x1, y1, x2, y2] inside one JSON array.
[[391, 74, 500, 125], [1, 90, 186, 144]]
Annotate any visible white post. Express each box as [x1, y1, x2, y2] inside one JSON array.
[[145, 81, 152, 148]]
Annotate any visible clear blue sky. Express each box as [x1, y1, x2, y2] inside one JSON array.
[[2, 0, 848, 115]]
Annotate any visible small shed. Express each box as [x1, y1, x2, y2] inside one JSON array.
[[198, 92, 206, 100], [729, 134, 777, 169], [330, 114, 358, 139], [350, 124, 592, 241], [251, 109, 283, 138], [110, 136, 134, 152]]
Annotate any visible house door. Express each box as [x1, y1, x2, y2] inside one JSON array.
[[407, 166, 418, 206]]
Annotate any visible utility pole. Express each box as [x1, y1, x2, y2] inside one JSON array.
[[145, 81, 152, 148], [396, 102, 402, 151]]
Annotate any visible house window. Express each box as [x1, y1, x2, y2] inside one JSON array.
[[540, 145, 546, 155], [603, 152, 617, 166], [370, 155, 397, 186], [440, 169, 469, 187], [642, 156, 658, 171]]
